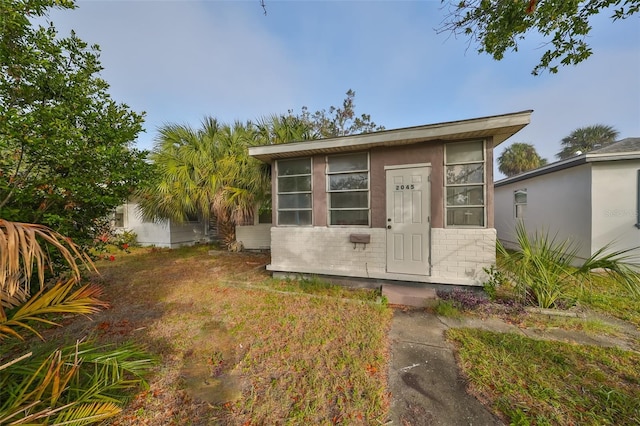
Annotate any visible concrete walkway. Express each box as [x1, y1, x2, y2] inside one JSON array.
[[387, 309, 504, 425], [387, 306, 640, 425]]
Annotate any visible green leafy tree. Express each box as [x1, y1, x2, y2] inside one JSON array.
[[292, 89, 385, 138], [0, 0, 151, 247], [556, 124, 619, 159], [498, 142, 547, 177], [438, 0, 640, 75]]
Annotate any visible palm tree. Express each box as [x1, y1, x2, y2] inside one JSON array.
[[498, 142, 547, 177], [556, 124, 619, 159], [138, 118, 275, 246], [256, 113, 315, 144]]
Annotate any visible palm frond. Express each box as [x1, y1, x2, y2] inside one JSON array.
[[0, 220, 96, 300], [0, 279, 108, 341], [0, 341, 152, 425], [51, 401, 122, 426], [499, 221, 640, 306]]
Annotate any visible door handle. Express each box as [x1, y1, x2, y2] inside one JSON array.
[[387, 225, 392, 229]]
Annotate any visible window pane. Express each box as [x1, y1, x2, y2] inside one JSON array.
[[447, 207, 484, 226], [446, 164, 484, 185], [114, 213, 124, 228], [330, 192, 368, 208], [330, 210, 369, 226], [446, 186, 484, 206], [278, 210, 312, 225], [278, 158, 311, 176], [514, 189, 527, 204], [329, 173, 368, 191], [446, 141, 484, 163], [278, 176, 311, 193], [258, 209, 272, 224], [328, 153, 368, 173], [278, 193, 311, 209]]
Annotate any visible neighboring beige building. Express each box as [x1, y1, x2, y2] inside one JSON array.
[[495, 138, 640, 261], [249, 111, 532, 286], [113, 202, 209, 248]]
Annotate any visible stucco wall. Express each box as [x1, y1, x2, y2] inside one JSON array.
[[120, 202, 206, 248], [268, 227, 494, 285], [120, 203, 172, 247], [591, 160, 640, 257], [495, 163, 592, 260], [169, 220, 208, 248], [236, 224, 272, 250]]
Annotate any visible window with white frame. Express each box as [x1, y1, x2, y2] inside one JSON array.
[[327, 152, 369, 226], [277, 157, 312, 225], [514, 189, 527, 219], [445, 141, 485, 227]]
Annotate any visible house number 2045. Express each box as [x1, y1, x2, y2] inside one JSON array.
[[396, 184, 415, 190]]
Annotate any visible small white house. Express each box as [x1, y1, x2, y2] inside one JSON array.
[[495, 138, 640, 261], [248, 111, 532, 286], [113, 202, 209, 248]]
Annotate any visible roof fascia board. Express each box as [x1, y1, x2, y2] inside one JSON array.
[[585, 151, 640, 162], [495, 156, 587, 187], [249, 110, 532, 162], [496, 150, 640, 188]]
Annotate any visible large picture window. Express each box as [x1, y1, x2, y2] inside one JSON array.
[[277, 158, 312, 225], [327, 152, 369, 226], [445, 141, 485, 227]]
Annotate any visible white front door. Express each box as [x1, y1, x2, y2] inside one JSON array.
[[386, 166, 431, 275]]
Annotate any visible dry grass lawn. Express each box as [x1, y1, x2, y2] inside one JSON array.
[[41, 245, 392, 425]]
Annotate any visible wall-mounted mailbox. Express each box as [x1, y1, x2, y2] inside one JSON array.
[[349, 234, 370, 244]]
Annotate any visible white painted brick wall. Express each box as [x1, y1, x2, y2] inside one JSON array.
[[431, 228, 496, 283], [270, 227, 386, 277], [269, 227, 496, 285]]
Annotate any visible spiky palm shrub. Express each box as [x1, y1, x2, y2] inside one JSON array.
[[0, 219, 153, 425], [497, 221, 640, 308], [0, 340, 151, 425]]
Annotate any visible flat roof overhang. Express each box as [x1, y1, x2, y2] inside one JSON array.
[[249, 110, 533, 163]]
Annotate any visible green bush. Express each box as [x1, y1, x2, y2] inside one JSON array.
[[498, 221, 640, 309]]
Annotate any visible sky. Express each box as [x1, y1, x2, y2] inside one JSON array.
[[45, 0, 640, 178]]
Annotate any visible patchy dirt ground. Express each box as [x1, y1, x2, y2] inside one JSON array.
[[38, 246, 392, 425]]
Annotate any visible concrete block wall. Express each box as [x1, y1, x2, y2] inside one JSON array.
[[269, 227, 386, 277], [431, 228, 496, 284], [269, 227, 497, 285]]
